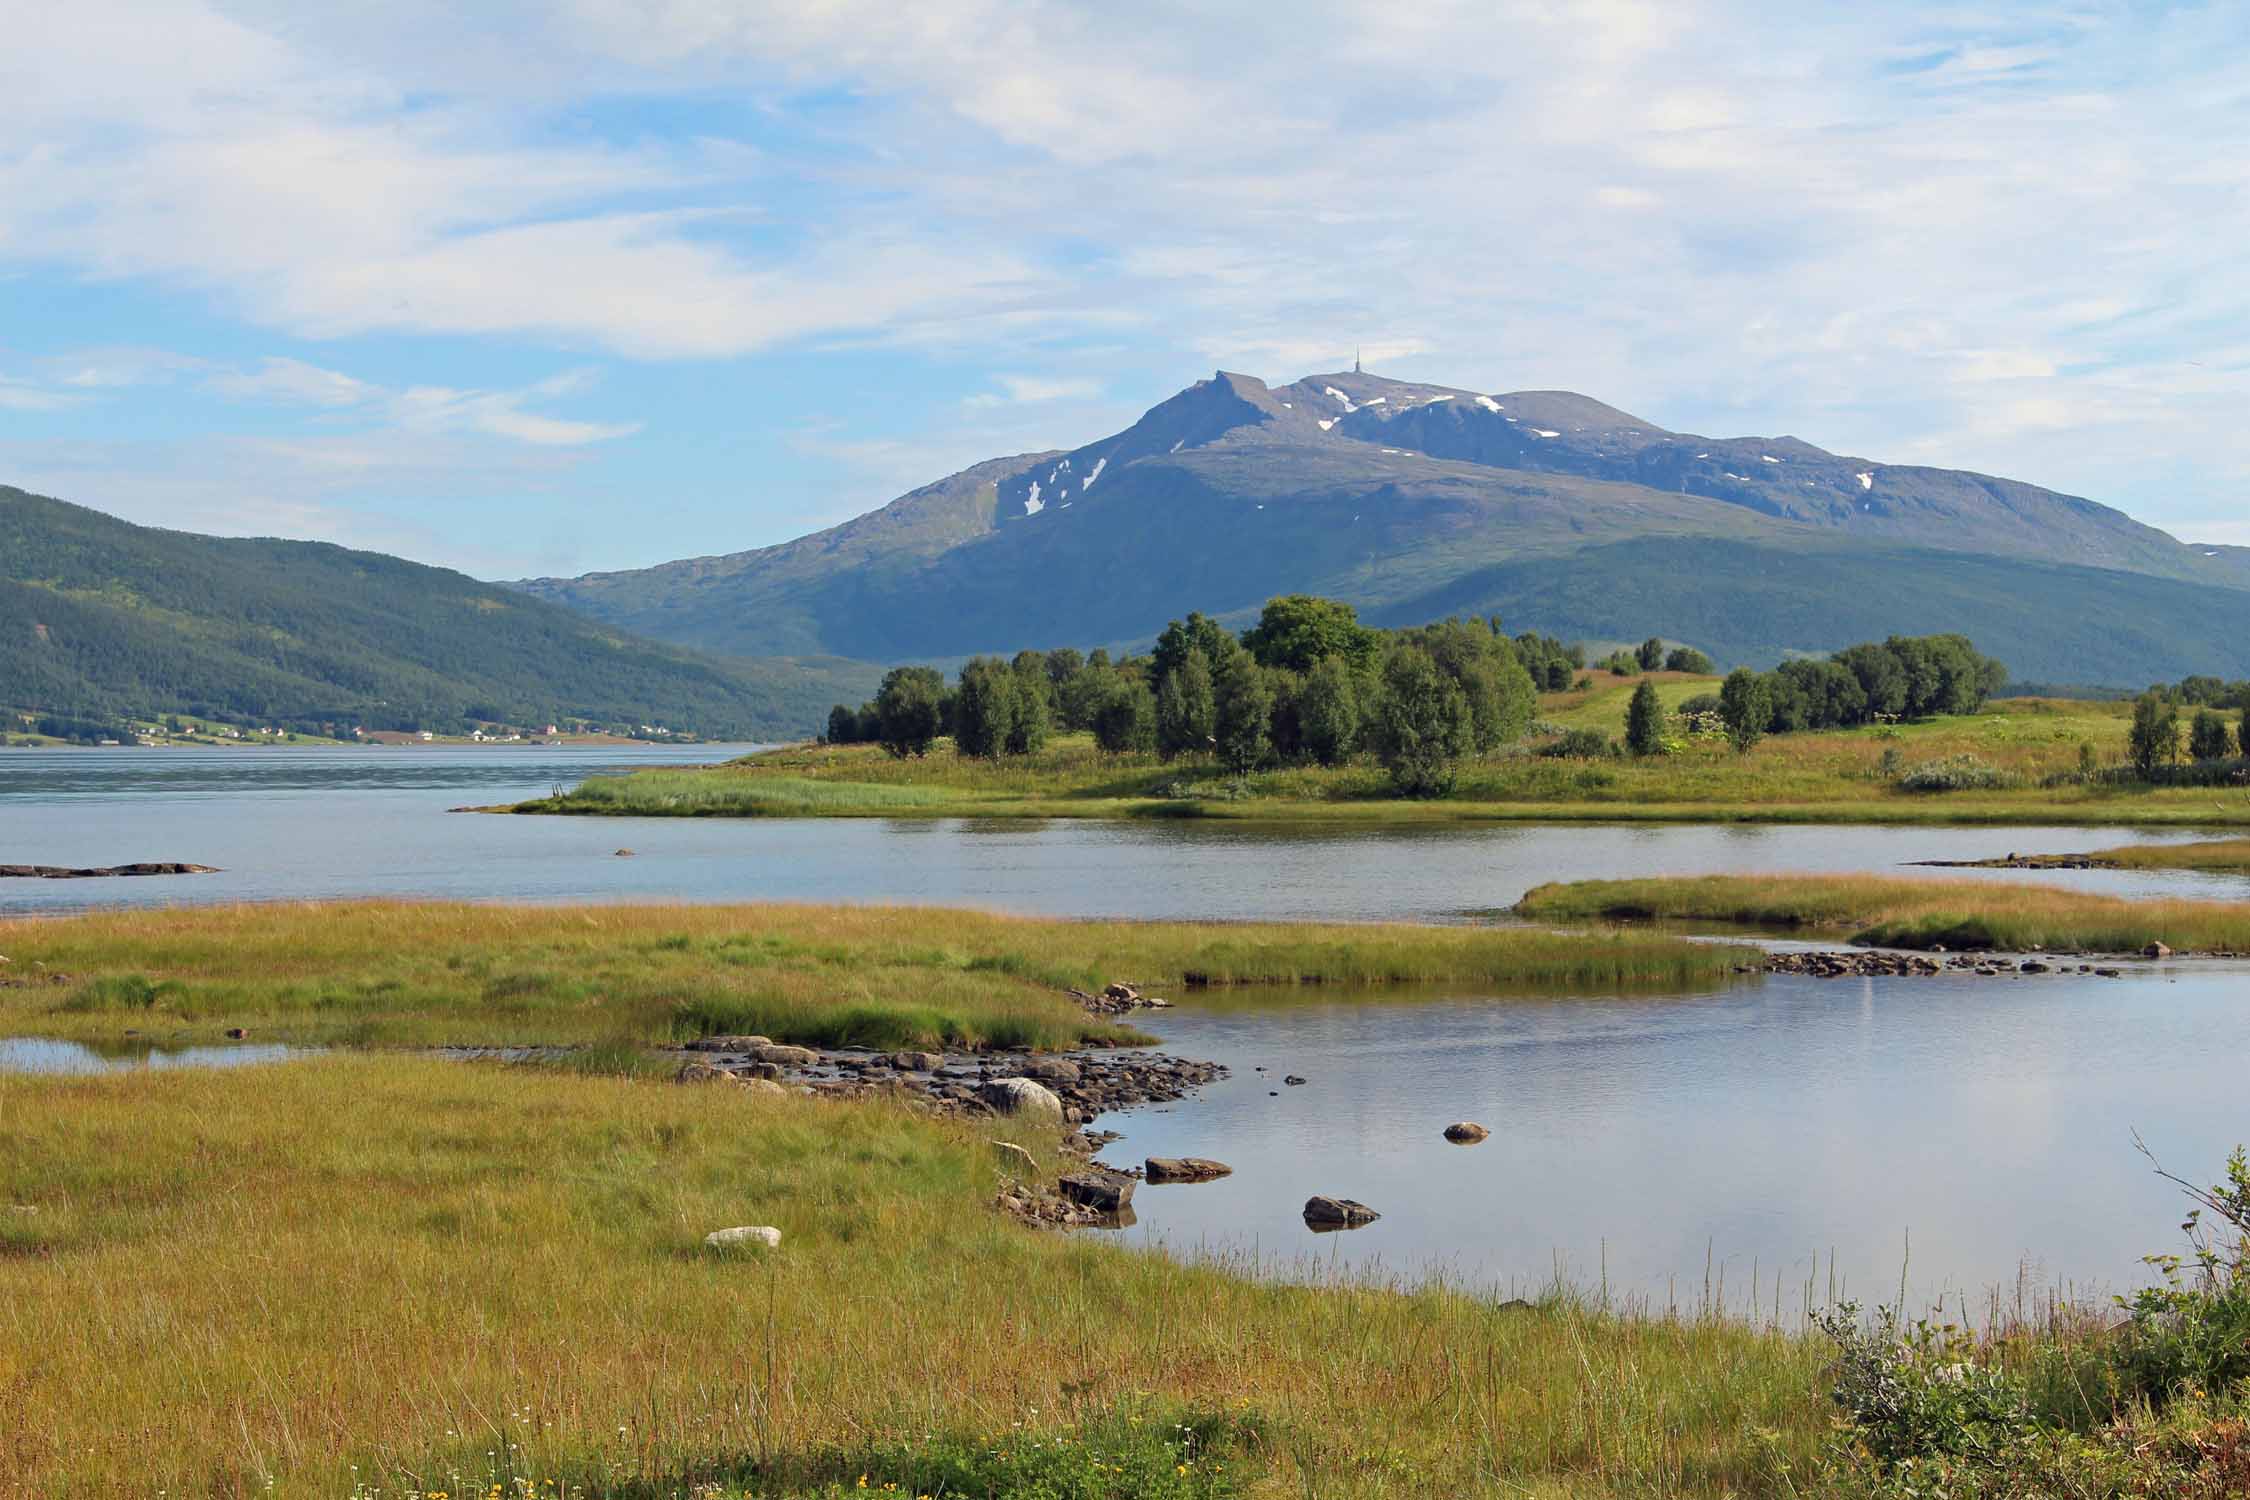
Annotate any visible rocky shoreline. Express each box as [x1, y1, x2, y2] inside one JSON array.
[[1755, 950, 2135, 978], [0, 862, 219, 879]]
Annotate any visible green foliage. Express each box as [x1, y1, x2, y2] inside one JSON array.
[[1541, 727, 1616, 759], [1241, 593, 1379, 672], [1719, 668, 1770, 753], [1088, 674, 1157, 754], [2189, 708, 2233, 762], [873, 667, 944, 758], [1637, 636, 1665, 670], [1368, 644, 1472, 795], [0, 485, 873, 739], [1625, 680, 1664, 755], [1211, 652, 1272, 772], [1298, 655, 1362, 767], [1664, 646, 1714, 673], [1896, 754, 2017, 792], [2130, 692, 2181, 778], [1155, 649, 1217, 760]]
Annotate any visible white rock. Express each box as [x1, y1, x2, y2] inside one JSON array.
[[705, 1225, 782, 1251], [979, 1077, 1064, 1122]]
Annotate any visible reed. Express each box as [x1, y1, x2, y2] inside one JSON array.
[[1517, 874, 2250, 953], [0, 901, 1756, 1049]]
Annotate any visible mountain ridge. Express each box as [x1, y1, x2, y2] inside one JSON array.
[[513, 366, 2250, 685]]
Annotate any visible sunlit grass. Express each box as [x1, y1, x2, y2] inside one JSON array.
[[499, 698, 2250, 828], [0, 901, 1756, 1049], [1517, 874, 2250, 953], [0, 1054, 1827, 1496], [2082, 836, 2250, 873]]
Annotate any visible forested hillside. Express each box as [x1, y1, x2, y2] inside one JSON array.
[[1, 487, 878, 739]]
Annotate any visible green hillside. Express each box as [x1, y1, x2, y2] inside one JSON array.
[[0, 486, 879, 739]]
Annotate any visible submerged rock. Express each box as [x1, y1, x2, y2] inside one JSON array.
[[1144, 1156, 1232, 1184], [1303, 1195, 1380, 1229]]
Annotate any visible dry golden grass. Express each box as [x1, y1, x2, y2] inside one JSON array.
[[1517, 874, 2250, 953], [2084, 837, 2250, 873], [0, 902, 1754, 1050], [0, 1055, 1827, 1498]]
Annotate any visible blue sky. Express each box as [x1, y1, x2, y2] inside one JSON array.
[[3, 1, 2247, 579]]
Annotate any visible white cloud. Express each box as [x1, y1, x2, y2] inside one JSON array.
[[207, 357, 380, 408], [965, 374, 1103, 407]]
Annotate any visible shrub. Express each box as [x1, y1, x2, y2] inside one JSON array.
[[1539, 727, 1615, 758], [1896, 753, 2016, 792]]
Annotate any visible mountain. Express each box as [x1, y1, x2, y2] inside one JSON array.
[[0, 486, 880, 739], [516, 367, 2250, 687]]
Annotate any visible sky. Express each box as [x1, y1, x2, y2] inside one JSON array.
[[3, 0, 2247, 580]]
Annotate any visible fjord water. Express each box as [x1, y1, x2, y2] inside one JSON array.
[[3, 745, 2247, 917], [1100, 964, 2250, 1313]]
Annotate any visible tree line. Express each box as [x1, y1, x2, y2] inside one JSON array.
[[2126, 692, 2250, 778], [827, 596, 1551, 794], [1709, 635, 2009, 752]]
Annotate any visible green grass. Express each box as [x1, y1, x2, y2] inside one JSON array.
[[1516, 874, 2250, 954], [501, 697, 2250, 829], [0, 902, 1756, 1050], [2082, 837, 2250, 873], [0, 1053, 1829, 1497]]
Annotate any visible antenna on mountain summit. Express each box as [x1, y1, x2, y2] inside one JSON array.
[[1354, 347, 1362, 375]]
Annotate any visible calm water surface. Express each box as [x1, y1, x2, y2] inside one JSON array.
[[1100, 965, 2250, 1312], [3, 746, 2245, 918]]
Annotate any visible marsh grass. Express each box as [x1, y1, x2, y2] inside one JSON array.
[[0, 902, 1754, 1049], [2084, 837, 2250, 873], [1517, 874, 2250, 953], [0, 1055, 1828, 1497], [504, 698, 2250, 828]]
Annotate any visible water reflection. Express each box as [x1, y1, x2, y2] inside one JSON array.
[[0, 1036, 313, 1074]]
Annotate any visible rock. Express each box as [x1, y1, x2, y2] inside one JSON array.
[[1102, 982, 1139, 1003], [675, 1061, 737, 1085], [1303, 1196, 1380, 1229], [704, 1225, 781, 1251], [739, 1077, 788, 1098], [1058, 1173, 1135, 1213], [1442, 1122, 1490, 1144], [1283, 1075, 1307, 1086], [991, 1141, 1039, 1176], [750, 1043, 820, 1067], [614, 849, 636, 858], [2095, 967, 2122, 978], [979, 1077, 1065, 1122], [1496, 1298, 1537, 1314], [685, 1034, 772, 1052], [2144, 942, 2172, 959], [2020, 960, 2051, 974], [224, 1027, 249, 1040], [0, 863, 220, 879], [1023, 1058, 1081, 1084], [890, 1050, 943, 1072], [1144, 1156, 1232, 1184]]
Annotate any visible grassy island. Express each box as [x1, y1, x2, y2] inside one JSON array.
[[502, 688, 2250, 829], [1517, 874, 2250, 954]]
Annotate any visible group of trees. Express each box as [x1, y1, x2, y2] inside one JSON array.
[[1598, 638, 1714, 677], [826, 596, 1544, 794], [1712, 634, 2009, 752], [2127, 693, 2250, 777]]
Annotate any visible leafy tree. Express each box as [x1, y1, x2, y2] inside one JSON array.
[[872, 666, 943, 757], [1005, 658, 1051, 755], [1088, 676, 1156, 754], [1719, 668, 1771, 753], [2189, 707, 2233, 762], [1299, 655, 1362, 767], [1369, 645, 1473, 796], [1212, 652, 1274, 772], [2129, 692, 2180, 778], [1836, 643, 1908, 720], [1150, 613, 1236, 684], [952, 658, 1022, 760], [1636, 637, 1665, 671], [1242, 595, 1380, 673], [1663, 646, 1713, 674], [1155, 649, 1216, 759], [2242, 704, 2250, 760], [1624, 680, 1664, 755], [825, 703, 859, 745]]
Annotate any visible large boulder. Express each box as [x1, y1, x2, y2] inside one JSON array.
[[750, 1043, 821, 1067], [685, 1034, 772, 1053], [2144, 942, 2172, 959], [1058, 1173, 1135, 1213], [1022, 1058, 1082, 1084], [979, 1078, 1064, 1122], [675, 1061, 736, 1085], [704, 1225, 781, 1250], [1302, 1196, 1380, 1229], [890, 1050, 943, 1072], [1145, 1157, 1232, 1184]]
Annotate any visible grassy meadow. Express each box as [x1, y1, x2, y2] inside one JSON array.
[[507, 687, 2250, 828], [0, 1053, 1835, 1497], [1517, 874, 2250, 954], [2080, 836, 2250, 872], [0, 902, 1754, 1050]]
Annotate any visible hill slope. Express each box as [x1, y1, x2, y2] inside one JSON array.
[[515, 369, 2250, 686], [0, 487, 879, 738]]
